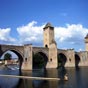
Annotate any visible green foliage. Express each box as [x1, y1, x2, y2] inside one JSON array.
[[4, 53, 12, 60], [33, 53, 45, 68]]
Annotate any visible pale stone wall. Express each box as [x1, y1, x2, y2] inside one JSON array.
[[43, 23, 58, 68], [66, 49, 75, 67], [33, 47, 49, 57], [43, 28, 49, 47], [85, 43, 88, 51], [46, 43, 57, 68], [78, 51, 88, 66], [49, 28, 54, 45], [57, 49, 75, 67], [85, 37, 88, 51], [43, 27, 54, 48], [22, 44, 32, 70]]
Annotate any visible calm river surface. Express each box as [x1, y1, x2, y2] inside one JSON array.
[[0, 65, 88, 88]]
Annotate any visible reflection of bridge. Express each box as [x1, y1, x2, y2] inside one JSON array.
[[0, 23, 88, 70]]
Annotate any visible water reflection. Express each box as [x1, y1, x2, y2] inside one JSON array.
[[75, 67, 88, 88], [20, 68, 67, 88], [58, 67, 67, 80], [0, 65, 20, 88], [32, 69, 48, 88], [0, 66, 88, 88]]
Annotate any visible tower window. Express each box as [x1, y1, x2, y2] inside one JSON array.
[[45, 44, 48, 48], [25, 58, 27, 62], [69, 58, 71, 62], [50, 58, 52, 62]]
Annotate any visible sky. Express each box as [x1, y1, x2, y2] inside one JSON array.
[[0, 0, 88, 53]]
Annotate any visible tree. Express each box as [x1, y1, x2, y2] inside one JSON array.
[[4, 53, 12, 60], [33, 53, 45, 68]]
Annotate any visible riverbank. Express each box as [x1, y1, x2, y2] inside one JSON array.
[[0, 64, 5, 69]]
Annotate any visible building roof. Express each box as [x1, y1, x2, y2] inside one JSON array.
[[85, 34, 88, 39], [43, 22, 54, 29]]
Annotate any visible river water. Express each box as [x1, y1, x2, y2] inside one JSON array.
[[0, 65, 88, 88]]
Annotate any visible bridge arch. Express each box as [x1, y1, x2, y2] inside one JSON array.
[[33, 51, 48, 69], [75, 54, 80, 67], [33, 49, 48, 58], [57, 53, 67, 68], [1, 49, 23, 68]]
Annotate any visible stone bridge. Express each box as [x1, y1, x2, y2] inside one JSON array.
[[0, 44, 88, 70], [57, 49, 88, 67], [0, 23, 88, 70], [0, 44, 49, 70]]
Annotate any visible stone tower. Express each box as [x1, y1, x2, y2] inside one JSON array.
[[85, 34, 88, 51], [43, 23, 58, 68], [43, 23, 55, 48]]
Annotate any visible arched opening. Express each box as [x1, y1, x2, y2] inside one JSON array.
[[45, 44, 48, 48], [0, 50, 23, 69], [75, 54, 80, 67], [33, 52, 48, 69], [57, 53, 67, 68]]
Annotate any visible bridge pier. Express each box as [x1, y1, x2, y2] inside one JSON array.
[[46, 43, 58, 69], [21, 44, 32, 70], [21, 61, 32, 70], [65, 49, 75, 67]]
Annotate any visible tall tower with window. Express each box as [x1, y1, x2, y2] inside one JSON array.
[[43, 23, 55, 48], [43, 23, 57, 68], [85, 34, 88, 51]]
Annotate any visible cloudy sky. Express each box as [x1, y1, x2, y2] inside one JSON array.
[[0, 0, 88, 51]]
